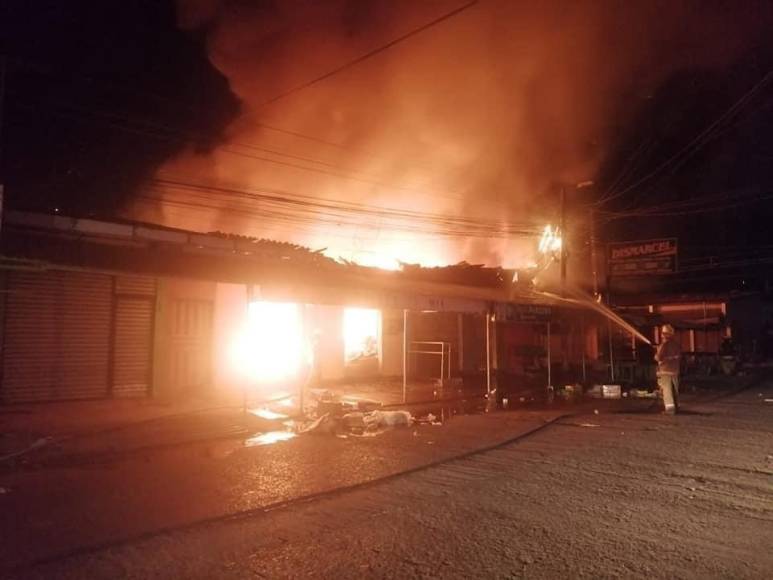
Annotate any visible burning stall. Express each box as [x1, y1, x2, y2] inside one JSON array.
[[1, 209, 608, 409]]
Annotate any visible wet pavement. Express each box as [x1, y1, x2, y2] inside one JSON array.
[[1, 375, 771, 578], [0, 403, 561, 573]]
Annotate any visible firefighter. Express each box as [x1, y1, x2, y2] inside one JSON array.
[[655, 324, 681, 414]]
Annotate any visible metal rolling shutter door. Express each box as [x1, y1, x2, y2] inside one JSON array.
[[170, 299, 213, 391], [112, 276, 156, 398], [2, 270, 111, 402]]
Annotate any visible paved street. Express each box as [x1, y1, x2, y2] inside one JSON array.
[[5, 2, 773, 578], [3, 381, 771, 579]]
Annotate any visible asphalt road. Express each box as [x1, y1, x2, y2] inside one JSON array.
[[7, 382, 772, 580]]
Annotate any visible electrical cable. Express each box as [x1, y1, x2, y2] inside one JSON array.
[[256, 1, 480, 108], [8, 54, 373, 154], [12, 93, 514, 212], [593, 137, 656, 207], [141, 176, 546, 242], [595, 69, 773, 209], [602, 193, 773, 220]]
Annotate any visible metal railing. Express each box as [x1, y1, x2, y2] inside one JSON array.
[[408, 341, 452, 384]]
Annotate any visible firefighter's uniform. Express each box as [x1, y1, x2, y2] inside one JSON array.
[[655, 325, 681, 414]]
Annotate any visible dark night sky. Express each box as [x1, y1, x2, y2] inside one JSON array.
[[597, 43, 773, 295], [3, 1, 773, 294], [2, 0, 238, 214]]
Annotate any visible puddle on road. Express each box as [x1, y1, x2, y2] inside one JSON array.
[[242, 407, 299, 447], [249, 408, 289, 421], [244, 431, 296, 447]]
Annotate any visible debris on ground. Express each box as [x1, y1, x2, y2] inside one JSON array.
[[341, 412, 366, 431], [354, 399, 382, 413], [558, 384, 583, 402], [294, 405, 417, 438], [363, 410, 412, 429], [241, 389, 450, 444], [296, 413, 336, 435], [416, 413, 442, 426], [601, 385, 622, 399]]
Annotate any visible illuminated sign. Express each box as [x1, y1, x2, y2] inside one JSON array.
[[608, 238, 677, 277]]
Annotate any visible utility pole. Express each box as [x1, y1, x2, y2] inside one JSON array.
[[559, 186, 569, 372], [560, 186, 567, 296], [589, 208, 599, 297]]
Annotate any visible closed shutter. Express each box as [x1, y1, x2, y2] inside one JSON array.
[[113, 298, 154, 397], [2, 270, 111, 402], [112, 276, 156, 398], [169, 299, 213, 391], [115, 275, 156, 296]]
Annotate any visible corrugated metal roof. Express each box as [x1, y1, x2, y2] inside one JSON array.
[[1, 210, 553, 312]]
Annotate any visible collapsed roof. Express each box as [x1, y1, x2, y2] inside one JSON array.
[[1, 210, 547, 314]]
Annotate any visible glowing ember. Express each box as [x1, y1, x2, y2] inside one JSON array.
[[322, 236, 452, 271], [230, 301, 306, 382], [353, 254, 402, 271], [343, 308, 380, 362]]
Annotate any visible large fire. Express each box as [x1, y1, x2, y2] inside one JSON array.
[[343, 308, 380, 362], [124, 1, 766, 279], [230, 301, 307, 383], [538, 225, 562, 255]]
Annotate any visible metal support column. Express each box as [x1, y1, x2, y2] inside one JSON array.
[[590, 209, 598, 298], [457, 313, 464, 372], [402, 309, 408, 404], [560, 186, 567, 295], [608, 318, 616, 382], [581, 319, 587, 383], [485, 312, 491, 395], [547, 321, 552, 388], [439, 343, 445, 394]]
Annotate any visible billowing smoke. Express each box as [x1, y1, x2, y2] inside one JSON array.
[[128, 0, 769, 270]]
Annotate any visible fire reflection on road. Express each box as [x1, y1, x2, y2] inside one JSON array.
[[244, 431, 296, 447]]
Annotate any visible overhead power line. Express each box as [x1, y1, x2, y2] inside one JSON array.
[[11, 53, 460, 186], [597, 187, 773, 221], [10, 48, 519, 212], [144, 176, 544, 241], [595, 68, 773, 209], [257, 0, 480, 107], [593, 137, 656, 207], [8, 55, 362, 153], [145, 179, 541, 237], [14, 96, 515, 211]]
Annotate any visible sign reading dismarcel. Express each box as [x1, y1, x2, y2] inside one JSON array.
[[608, 238, 677, 276]]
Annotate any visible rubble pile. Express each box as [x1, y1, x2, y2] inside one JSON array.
[[293, 391, 439, 438]]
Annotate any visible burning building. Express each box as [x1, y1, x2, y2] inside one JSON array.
[[0, 209, 604, 406]]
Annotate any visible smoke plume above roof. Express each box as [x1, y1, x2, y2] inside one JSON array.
[[129, 0, 771, 269]]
